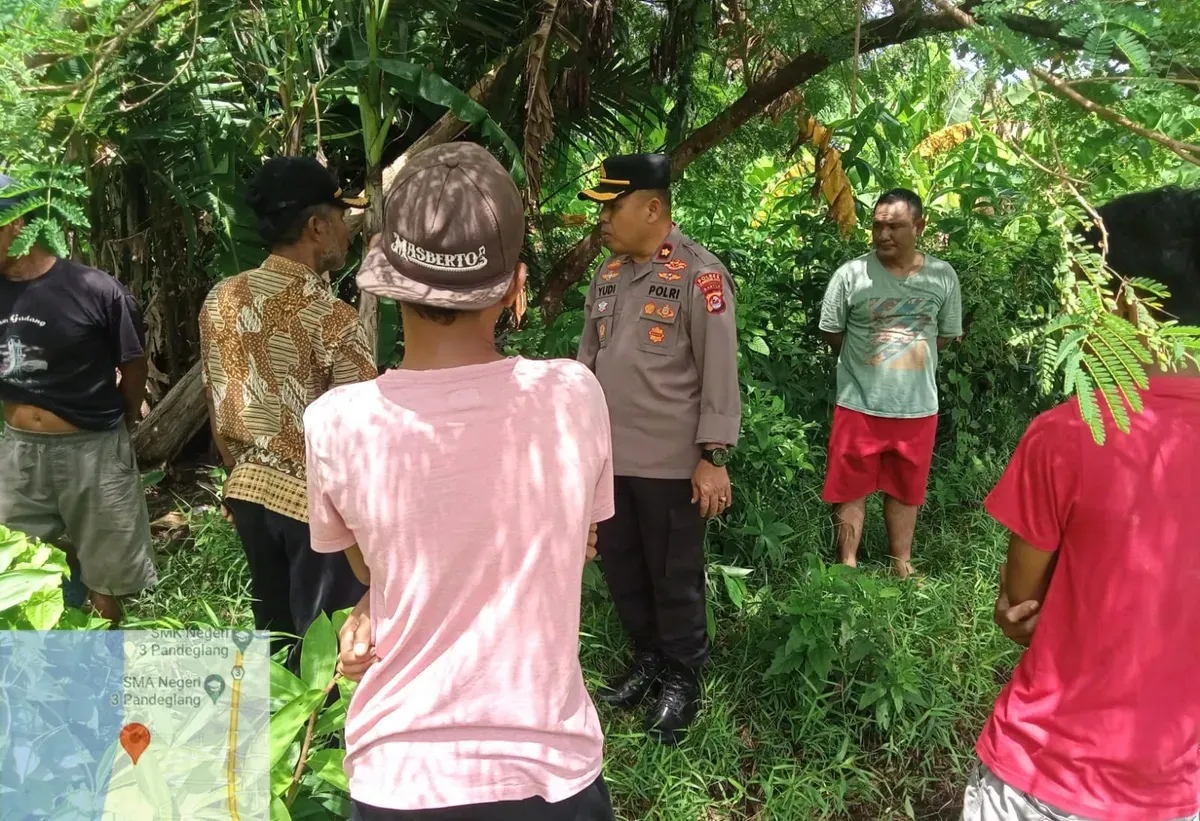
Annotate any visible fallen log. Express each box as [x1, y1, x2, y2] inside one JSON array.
[[132, 359, 207, 466]]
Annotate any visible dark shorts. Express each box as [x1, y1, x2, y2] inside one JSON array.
[[822, 406, 938, 507], [0, 424, 156, 596]]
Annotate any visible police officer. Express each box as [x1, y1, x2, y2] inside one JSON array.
[[577, 154, 741, 744]]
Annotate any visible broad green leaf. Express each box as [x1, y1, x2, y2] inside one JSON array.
[[270, 661, 308, 711], [270, 795, 292, 821], [306, 748, 350, 792], [19, 588, 64, 629], [312, 696, 347, 738], [722, 572, 746, 609], [346, 58, 524, 183], [300, 613, 337, 690], [270, 690, 327, 768], [0, 568, 62, 612]]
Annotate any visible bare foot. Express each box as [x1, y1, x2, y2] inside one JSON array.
[[891, 559, 916, 579], [839, 555, 858, 569]]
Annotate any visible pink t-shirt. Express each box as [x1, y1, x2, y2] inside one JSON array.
[[979, 377, 1200, 821], [303, 357, 615, 811]]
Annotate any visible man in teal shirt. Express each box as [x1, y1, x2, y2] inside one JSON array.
[[818, 189, 962, 577]]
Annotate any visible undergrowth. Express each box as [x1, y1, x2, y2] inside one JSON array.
[[124, 467, 1021, 820]]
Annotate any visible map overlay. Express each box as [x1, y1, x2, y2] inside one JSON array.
[[0, 630, 270, 820]]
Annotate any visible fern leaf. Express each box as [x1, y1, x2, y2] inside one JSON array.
[[1083, 28, 1114, 67], [1099, 379, 1131, 434], [33, 217, 69, 258], [6, 219, 40, 258], [1073, 370, 1105, 445], [1091, 334, 1145, 416], [1113, 29, 1151, 73], [1053, 328, 1088, 370], [0, 198, 43, 227], [47, 199, 90, 230], [1062, 347, 1084, 397], [1124, 278, 1170, 299], [1037, 337, 1059, 394]]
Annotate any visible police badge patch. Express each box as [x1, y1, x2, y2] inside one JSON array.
[[696, 271, 726, 315]]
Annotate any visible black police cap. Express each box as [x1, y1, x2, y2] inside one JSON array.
[[247, 156, 368, 217], [578, 153, 672, 202]]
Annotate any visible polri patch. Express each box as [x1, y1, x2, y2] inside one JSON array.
[[648, 284, 681, 300], [664, 258, 688, 272], [696, 271, 726, 314], [643, 302, 657, 316], [648, 325, 666, 344], [601, 270, 621, 282], [658, 271, 683, 282]]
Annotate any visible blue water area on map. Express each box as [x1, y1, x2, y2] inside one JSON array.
[[0, 631, 125, 821]]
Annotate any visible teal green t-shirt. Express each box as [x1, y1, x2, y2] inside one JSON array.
[[818, 252, 962, 418]]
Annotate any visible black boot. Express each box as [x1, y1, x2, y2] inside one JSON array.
[[596, 650, 665, 709], [644, 663, 700, 745]]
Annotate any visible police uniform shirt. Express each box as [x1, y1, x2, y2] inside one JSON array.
[[578, 225, 741, 479]]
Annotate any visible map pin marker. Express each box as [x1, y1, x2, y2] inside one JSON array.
[[120, 723, 151, 765], [204, 674, 226, 704], [232, 630, 253, 653]]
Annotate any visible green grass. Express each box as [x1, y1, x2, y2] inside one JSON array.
[[582, 487, 1017, 821], [123, 470, 1021, 820], [124, 507, 255, 629]]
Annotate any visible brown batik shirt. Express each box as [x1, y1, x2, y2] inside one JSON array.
[[198, 255, 377, 522]]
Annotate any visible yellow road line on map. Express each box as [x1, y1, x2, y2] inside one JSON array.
[[226, 649, 244, 821]]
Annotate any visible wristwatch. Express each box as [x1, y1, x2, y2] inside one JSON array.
[[701, 446, 730, 467]]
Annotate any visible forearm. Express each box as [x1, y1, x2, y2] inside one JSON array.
[[820, 330, 844, 355], [346, 544, 371, 586], [1005, 533, 1057, 606], [117, 357, 149, 425]]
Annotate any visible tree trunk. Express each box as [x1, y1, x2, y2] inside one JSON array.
[[343, 46, 523, 237], [539, 6, 968, 319], [358, 165, 385, 361], [131, 360, 207, 466]]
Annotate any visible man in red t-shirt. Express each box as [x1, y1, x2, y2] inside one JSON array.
[[965, 202, 1200, 820]]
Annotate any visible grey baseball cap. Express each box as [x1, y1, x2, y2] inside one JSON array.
[[356, 143, 525, 310]]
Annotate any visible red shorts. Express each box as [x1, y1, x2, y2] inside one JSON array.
[[822, 406, 938, 507]]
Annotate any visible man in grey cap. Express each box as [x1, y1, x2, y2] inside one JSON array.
[[304, 142, 616, 820], [577, 153, 742, 744], [0, 174, 156, 624]]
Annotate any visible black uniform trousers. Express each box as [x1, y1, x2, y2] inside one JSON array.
[[350, 776, 614, 821], [597, 476, 709, 669], [225, 499, 367, 659]]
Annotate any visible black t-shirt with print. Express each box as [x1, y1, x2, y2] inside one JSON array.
[[0, 258, 146, 431]]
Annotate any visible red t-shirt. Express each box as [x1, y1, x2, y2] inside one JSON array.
[[978, 377, 1200, 820]]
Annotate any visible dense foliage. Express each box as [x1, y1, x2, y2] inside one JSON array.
[[1, 0, 1199, 818]]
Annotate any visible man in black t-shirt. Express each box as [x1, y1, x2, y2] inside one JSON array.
[[0, 176, 156, 624]]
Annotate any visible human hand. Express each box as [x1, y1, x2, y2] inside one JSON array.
[[220, 476, 235, 524], [691, 460, 732, 518], [586, 523, 598, 562], [337, 593, 377, 682], [994, 564, 1040, 647]]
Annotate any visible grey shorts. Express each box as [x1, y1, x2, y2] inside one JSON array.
[[963, 761, 1199, 821], [0, 424, 156, 597]]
